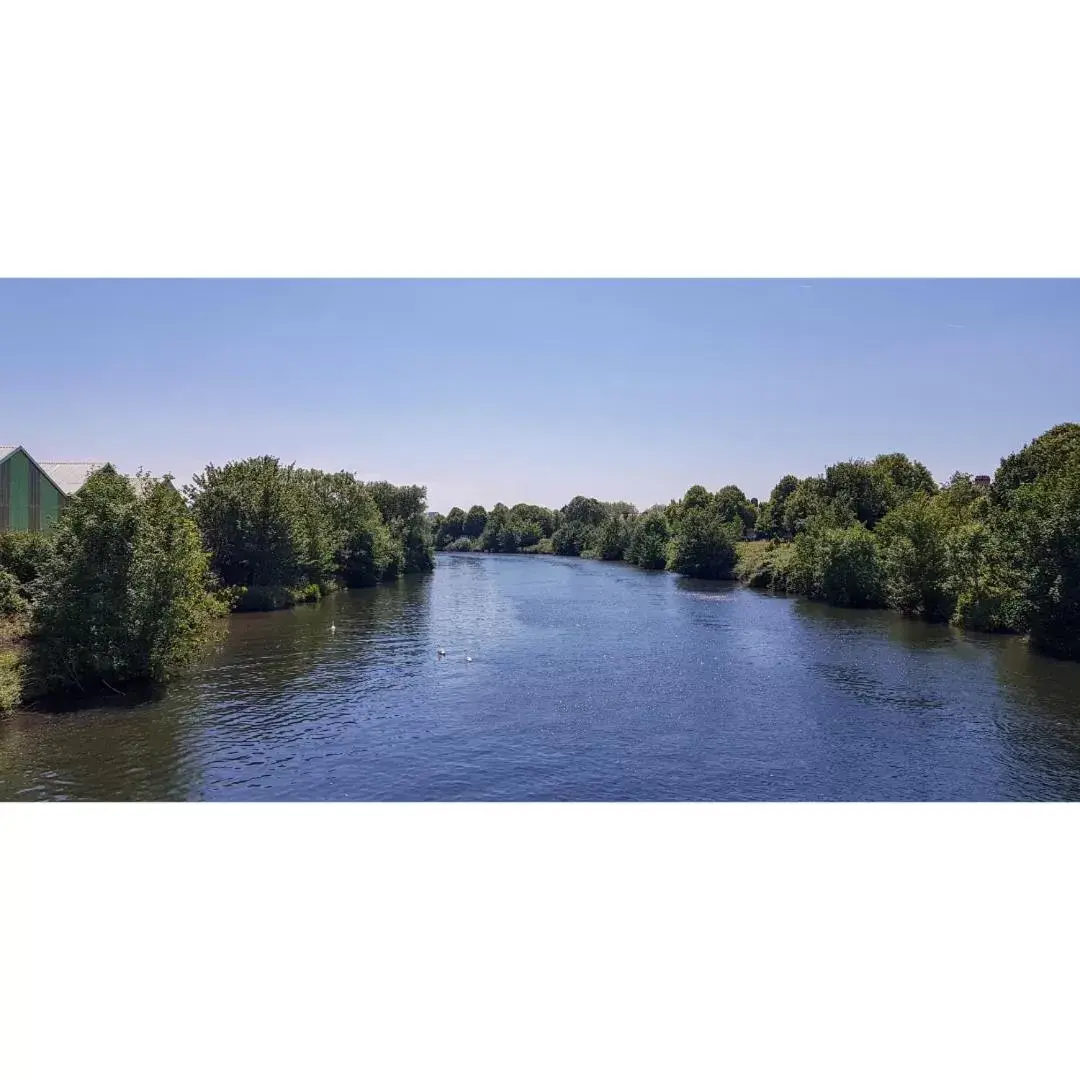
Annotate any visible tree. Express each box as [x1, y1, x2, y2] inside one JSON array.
[[560, 495, 607, 527], [1001, 468, 1080, 660], [789, 522, 885, 608], [872, 453, 937, 501], [186, 457, 310, 589], [28, 467, 219, 696], [992, 423, 1080, 503], [625, 509, 671, 569], [713, 485, 756, 536], [463, 505, 488, 539], [363, 480, 434, 575], [822, 459, 894, 529], [436, 507, 466, 549], [665, 508, 739, 580], [782, 477, 832, 537], [551, 519, 590, 556], [590, 514, 630, 561], [877, 494, 952, 621]]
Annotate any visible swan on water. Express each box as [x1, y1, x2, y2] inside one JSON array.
[[330, 623, 336, 632], [466, 656, 472, 662]]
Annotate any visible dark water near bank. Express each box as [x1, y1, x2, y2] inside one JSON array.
[[4, 553, 1080, 800]]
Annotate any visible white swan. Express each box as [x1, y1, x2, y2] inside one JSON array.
[[330, 623, 336, 632]]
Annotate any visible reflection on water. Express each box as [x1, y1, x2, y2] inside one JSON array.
[[3, 554, 1080, 800]]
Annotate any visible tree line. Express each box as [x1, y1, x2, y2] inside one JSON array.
[[431, 423, 1080, 662], [0, 457, 435, 710]]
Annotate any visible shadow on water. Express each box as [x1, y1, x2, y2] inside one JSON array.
[[0, 578, 435, 800], [991, 636, 1080, 798], [0, 686, 195, 800]]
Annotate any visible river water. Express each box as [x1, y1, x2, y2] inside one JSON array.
[[3, 552, 1080, 800]]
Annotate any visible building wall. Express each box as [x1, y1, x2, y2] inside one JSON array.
[[0, 449, 66, 533]]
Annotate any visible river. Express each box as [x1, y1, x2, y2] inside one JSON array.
[[3, 552, 1080, 800]]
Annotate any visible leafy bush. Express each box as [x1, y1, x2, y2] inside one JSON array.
[[666, 509, 739, 580], [27, 468, 220, 697], [0, 568, 28, 618], [789, 521, 885, 608], [0, 651, 21, 713], [551, 520, 590, 557], [0, 531, 54, 587], [591, 514, 631, 561], [626, 509, 671, 569], [877, 495, 953, 621], [737, 540, 795, 591]]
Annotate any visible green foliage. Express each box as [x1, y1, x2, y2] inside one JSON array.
[[463, 505, 488, 538], [756, 475, 799, 539], [1003, 469, 1080, 660], [822, 460, 894, 530], [714, 485, 756, 536], [446, 536, 475, 552], [551, 519, 590, 556], [590, 514, 631, 561], [877, 495, 953, 621], [790, 522, 885, 608], [626, 509, 671, 569], [782, 477, 831, 536], [186, 458, 430, 599], [992, 423, 1080, 503], [0, 531, 55, 589], [27, 468, 220, 697], [736, 540, 796, 591], [0, 650, 20, 713], [0, 568, 28, 618], [560, 495, 607, 527], [435, 507, 466, 549], [186, 457, 311, 590], [872, 453, 937, 501], [666, 508, 739, 580]]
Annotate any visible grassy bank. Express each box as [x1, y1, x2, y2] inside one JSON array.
[[735, 540, 796, 590]]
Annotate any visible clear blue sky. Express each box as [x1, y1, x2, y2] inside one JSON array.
[[2, 280, 1078, 512]]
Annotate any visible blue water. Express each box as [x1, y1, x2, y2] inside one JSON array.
[[4, 552, 1080, 800]]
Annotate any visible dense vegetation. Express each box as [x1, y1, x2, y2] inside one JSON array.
[[0, 458, 435, 710], [433, 423, 1080, 663], [4, 422, 1080, 715]]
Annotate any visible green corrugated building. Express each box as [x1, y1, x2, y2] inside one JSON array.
[[0, 445, 107, 533]]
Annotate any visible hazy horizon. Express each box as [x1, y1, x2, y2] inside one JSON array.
[[3, 279, 1077, 513]]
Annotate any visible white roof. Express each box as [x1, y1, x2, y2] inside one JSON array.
[[39, 461, 108, 495]]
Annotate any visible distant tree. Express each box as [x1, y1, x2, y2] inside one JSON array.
[[625, 509, 671, 569], [560, 495, 607, 527], [463, 505, 488, 539], [782, 477, 832, 537], [822, 460, 894, 530], [872, 453, 937, 500], [713, 484, 756, 536], [590, 514, 631, 561], [992, 423, 1080, 504], [666, 509, 739, 580], [551, 519, 590, 557]]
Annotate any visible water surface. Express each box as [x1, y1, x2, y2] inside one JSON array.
[[4, 553, 1080, 800]]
